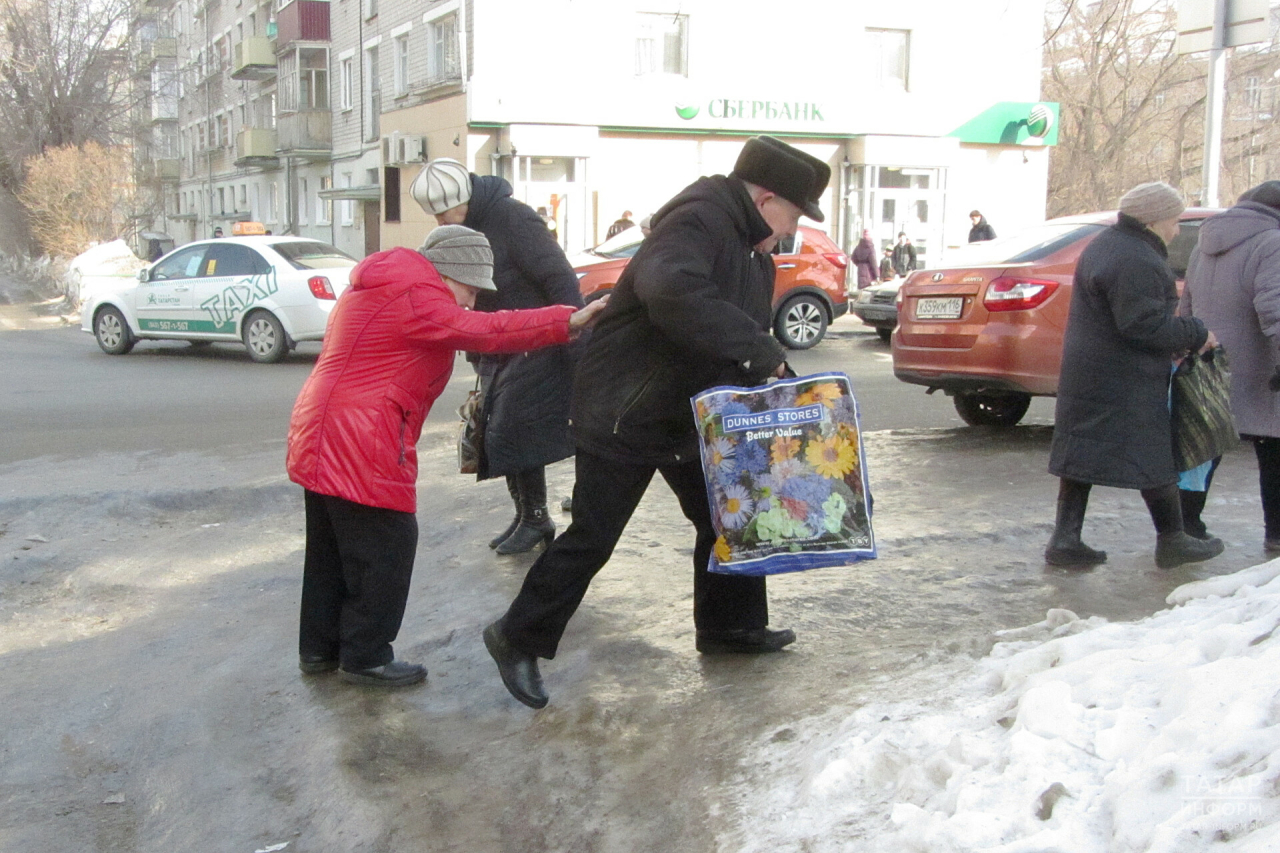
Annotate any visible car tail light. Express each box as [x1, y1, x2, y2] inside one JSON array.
[[983, 276, 1060, 312], [308, 276, 337, 300], [822, 252, 848, 270]]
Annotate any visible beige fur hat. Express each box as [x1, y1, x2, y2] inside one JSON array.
[[419, 225, 495, 291]]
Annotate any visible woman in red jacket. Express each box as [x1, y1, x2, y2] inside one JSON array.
[[286, 226, 605, 686]]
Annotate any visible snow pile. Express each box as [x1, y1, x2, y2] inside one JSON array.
[[733, 561, 1280, 852], [66, 239, 145, 302]]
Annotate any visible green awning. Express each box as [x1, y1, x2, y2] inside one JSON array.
[[949, 102, 1059, 146]]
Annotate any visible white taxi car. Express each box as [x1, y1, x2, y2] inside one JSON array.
[[81, 236, 357, 363]]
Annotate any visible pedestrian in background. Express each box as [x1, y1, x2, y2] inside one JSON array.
[[851, 229, 878, 290], [286, 226, 605, 686], [607, 210, 636, 239], [1180, 180, 1280, 554], [412, 159, 586, 555], [1046, 181, 1222, 570], [892, 232, 917, 277], [880, 246, 895, 281], [482, 135, 826, 709], [968, 210, 997, 243]]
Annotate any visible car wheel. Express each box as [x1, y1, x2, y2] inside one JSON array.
[[953, 392, 1032, 427], [876, 326, 893, 343], [94, 306, 135, 355], [242, 311, 289, 363], [774, 295, 828, 350]]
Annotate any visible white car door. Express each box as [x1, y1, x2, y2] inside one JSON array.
[[190, 242, 275, 335], [135, 244, 205, 332]]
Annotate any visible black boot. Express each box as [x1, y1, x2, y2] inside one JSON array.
[[1179, 488, 1211, 539], [489, 475, 522, 549], [483, 619, 548, 708], [1045, 479, 1107, 566], [1143, 483, 1224, 569], [495, 467, 555, 555]]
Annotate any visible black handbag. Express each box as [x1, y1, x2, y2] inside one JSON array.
[[1171, 348, 1237, 471], [458, 378, 485, 475]]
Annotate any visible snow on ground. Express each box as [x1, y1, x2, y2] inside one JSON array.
[[729, 561, 1280, 852]]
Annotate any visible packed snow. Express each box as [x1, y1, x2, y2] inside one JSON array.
[[730, 560, 1280, 852]]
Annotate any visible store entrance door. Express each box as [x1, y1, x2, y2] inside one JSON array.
[[848, 165, 945, 271], [511, 156, 589, 253]]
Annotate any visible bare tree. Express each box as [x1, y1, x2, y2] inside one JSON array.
[[18, 142, 133, 257], [0, 0, 132, 191]]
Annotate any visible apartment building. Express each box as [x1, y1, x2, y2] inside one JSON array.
[[137, 0, 1053, 265]]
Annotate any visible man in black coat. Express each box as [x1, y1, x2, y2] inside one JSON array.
[[892, 232, 917, 276], [968, 210, 996, 243], [1047, 181, 1222, 570], [483, 136, 830, 708], [412, 158, 585, 555]]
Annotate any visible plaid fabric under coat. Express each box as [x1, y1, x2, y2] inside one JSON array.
[[1172, 348, 1237, 471]]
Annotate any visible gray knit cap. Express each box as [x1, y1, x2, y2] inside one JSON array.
[[411, 158, 473, 215], [1118, 181, 1185, 225], [419, 225, 496, 291]]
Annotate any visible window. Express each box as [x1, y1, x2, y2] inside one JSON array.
[[201, 243, 270, 277], [268, 182, 279, 223], [340, 58, 353, 109], [318, 176, 332, 224], [197, 122, 207, 151], [219, 114, 230, 148], [239, 184, 247, 208], [394, 35, 409, 95], [150, 245, 207, 281], [635, 12, 687, 76], [363, 0, 377, 21], [866, 28, 909, 91], [271, 241, 357, 270], [299, 178, 309, 225], [280, 48, 329, 111], [427, 14, 459, 82], [384, 167, 401, 222]]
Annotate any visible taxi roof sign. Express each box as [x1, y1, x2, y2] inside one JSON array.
[[231, 221, 267, 236]]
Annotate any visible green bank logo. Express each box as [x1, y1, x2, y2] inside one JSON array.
[[675, 103, 699, 120], [1027, 103, 1054, 138]]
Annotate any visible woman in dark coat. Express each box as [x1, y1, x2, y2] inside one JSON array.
[[1046, 181, 1221, 569], [851, 229, 878, 289], [412, 159, 585, 554]]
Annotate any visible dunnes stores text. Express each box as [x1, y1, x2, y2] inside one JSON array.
[[705, 100, 826, 122]]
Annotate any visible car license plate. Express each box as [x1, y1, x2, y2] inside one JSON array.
[[916, 297, 963, 320]]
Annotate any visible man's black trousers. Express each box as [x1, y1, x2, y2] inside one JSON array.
[[299, 490, 418, 670], [501, 450, 768, 659]]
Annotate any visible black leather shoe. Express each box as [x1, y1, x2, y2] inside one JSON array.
[[696, 627, 796, 655], [299, 654, 339, 674], [483, 620, 548, 709], [338, 660, 427, 687], [1044, 542, 1107, 567]]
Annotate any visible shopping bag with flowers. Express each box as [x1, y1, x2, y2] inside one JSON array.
[[691, 371, 875, 576]]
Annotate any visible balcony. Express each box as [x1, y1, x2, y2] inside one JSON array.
[[276, 0, 330, 49], [277, 110, 331, 158], [150, 97, 178, 123], [235, 128, 280, 167], [232, 37, 277, 80], [140, 158, 181, 182]]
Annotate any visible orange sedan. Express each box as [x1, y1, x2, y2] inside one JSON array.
[[892, 209, 1217, 426], [571, 225, 849, 349]]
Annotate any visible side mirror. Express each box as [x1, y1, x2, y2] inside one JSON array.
[[137, 268, 150, 282]]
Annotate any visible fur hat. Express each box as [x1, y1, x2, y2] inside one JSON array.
[[419, 225, 496, 291], [1118, 182, 1185, 225], [411, 158, 473, 215], [730, 136, 830, 222]]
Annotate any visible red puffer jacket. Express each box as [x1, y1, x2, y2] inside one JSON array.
[[287, 247, 574, 512]]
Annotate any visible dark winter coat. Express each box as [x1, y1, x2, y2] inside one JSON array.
[[463, 175, 585, 478], [286, 248, 572, 513], [968, 218, 997, 243], [570, 175, 788, 466], [892, 241, 917, 276], [1049, 214, 1209, 489], [1182, 200, 1280, 438], [880, 256, 894, 281], [851, 237, 878, 289]]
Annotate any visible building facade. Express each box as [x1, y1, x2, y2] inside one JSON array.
[[137, 0, 1054, 266]]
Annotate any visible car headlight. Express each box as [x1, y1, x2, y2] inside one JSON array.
[[856, 290, 874, 303]]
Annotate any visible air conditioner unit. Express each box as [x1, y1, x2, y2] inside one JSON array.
[[399, 135, 426, 164], [381, 131, 403, 164]]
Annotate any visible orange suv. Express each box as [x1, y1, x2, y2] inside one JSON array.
[[571, 225, 849, 349], [892, 209, 1216, 425]]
